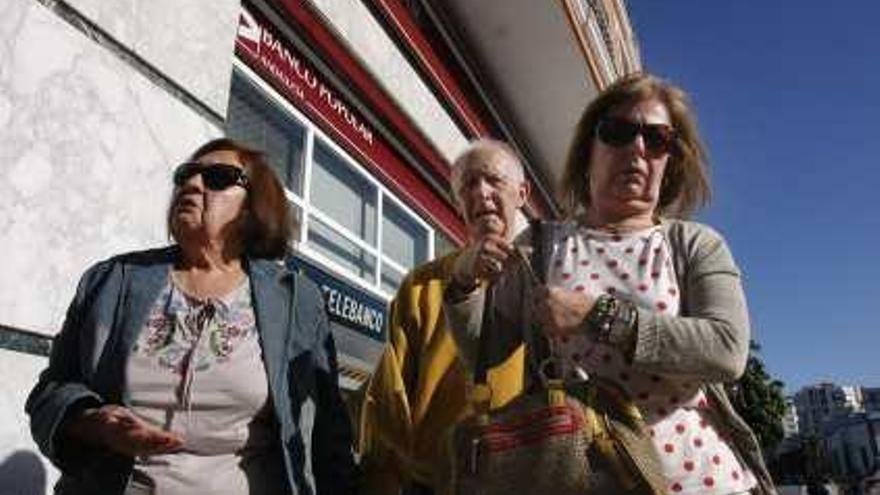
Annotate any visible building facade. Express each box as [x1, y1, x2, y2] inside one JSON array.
[[783, 396, 801, 438], [0, 0, 640, 492], [823, 412, 880, 493], [864, 387, 880, 414], [843, 385, 866, 413], [794, 383, 851, 436]]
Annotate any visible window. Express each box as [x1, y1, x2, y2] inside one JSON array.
[[380, 198, 429, 293], [310, 142, 377, 245], [308, 141, 379, 282], [226, 64, 436, 298], [227, 74, 306, 195], [382, 198, 428, 268], [433, 230, 457, 259]]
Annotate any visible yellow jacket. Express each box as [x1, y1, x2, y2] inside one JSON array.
[[358, 251, 524, 494]]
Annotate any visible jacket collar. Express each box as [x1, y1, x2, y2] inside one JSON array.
[[123, 250, 293, 320], [123, 249, 295, 334], [100, 247, 296, 402]]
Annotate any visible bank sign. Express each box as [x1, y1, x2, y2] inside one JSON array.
[[236, 5, 374, 148], [286, 255, 387, 342]]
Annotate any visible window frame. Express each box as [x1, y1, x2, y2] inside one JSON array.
[[230, 60, 435, 300]]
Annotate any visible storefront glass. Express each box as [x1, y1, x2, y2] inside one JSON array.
[[226, 66, 434, 299]]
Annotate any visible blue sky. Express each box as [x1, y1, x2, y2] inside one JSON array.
[[627, 2, 880, 392]]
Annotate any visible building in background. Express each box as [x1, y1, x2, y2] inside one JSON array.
[[783, 396, 800, 438], [794, 382, 850, 436], [773, 383, 880, 489], [864, 387, 880, 413], [0, 0, 640, 491], [823, 412, 880, 493], [843, 385, 866, 413]]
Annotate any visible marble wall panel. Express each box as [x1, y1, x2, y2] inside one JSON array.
[[59, 0, 240, 116], [0, 349, 57, 495], [0, 0, 220, 336]]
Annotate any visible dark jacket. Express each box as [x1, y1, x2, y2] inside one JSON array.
[[26, 246, 357, 494]]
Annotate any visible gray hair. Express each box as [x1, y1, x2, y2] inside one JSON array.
[[451, 138, 525, 188]]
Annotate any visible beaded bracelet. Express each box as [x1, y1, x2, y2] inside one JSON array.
[[586, 294, 618, 340], [585, 294, 637, 347]]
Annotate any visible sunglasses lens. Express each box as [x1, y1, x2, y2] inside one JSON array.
[[597, 118, 639, 146], [201, 166, 241, 190], [597, 118, 674, 155], [173, 163, 247, 190], [173, 163, 199, 186], [642, 126, 674, 154]]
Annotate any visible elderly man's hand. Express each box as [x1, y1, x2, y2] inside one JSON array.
[[534, 285, 597, 337], [64, 404, 184, 457], [451, 232, 514, 288]]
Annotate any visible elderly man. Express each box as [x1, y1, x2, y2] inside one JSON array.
[[359, 139, 531, 495]]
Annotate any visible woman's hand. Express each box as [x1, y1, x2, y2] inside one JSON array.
[[64, 405, 184, 457], [451, 232, 514, 288], [534, 285, 597, 337]]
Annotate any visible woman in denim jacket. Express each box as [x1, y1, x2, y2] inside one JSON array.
[[26, 138, 356, 495]]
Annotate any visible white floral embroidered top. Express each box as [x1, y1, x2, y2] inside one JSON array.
[[548, 225, 756, 494], [124, 277, 285, 495]]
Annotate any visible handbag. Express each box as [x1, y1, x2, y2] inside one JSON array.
[[451, 355, 593, 495], [449, 221, 667, 495]]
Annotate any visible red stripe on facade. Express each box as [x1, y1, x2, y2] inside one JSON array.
[[368, 0, 555, 220], [369, 0, 490, 137], [275, 0, 452, 183], [243, 2, 467, 244]]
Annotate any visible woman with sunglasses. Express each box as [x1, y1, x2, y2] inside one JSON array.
[[445, 73, 776, 494], [27, 138, 356, 494]]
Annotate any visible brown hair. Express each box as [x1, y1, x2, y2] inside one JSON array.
[[560, 72, 711, 218], [168, 138, 293, 259]]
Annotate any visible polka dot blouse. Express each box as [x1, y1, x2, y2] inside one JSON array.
[[545, 225, 756, 494]]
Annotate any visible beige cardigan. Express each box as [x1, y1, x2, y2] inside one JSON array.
[[444, 219, 777, 495]]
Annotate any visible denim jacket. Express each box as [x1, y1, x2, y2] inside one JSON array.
[[26, 246, 357, 494]]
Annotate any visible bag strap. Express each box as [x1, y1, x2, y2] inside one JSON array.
[[473, 219, 549, 386], [526, 219, 552, 372], [472, 282, 494, 386]]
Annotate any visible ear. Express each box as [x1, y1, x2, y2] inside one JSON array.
[[517, 180, 531, 207]]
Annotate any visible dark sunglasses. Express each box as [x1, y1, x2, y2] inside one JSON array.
[[595, 117, 677, 155], [173, 162, 249, 191]]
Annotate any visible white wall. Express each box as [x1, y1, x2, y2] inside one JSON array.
[[0, 0, 230, 336], [307, 0, 470, 161], [0, 349, 55, 494], [0, 0, 238, 491], [60, 0, 239, 116]]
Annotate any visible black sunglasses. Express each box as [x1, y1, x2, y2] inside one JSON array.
[[595, 117, 677, 156], [173, 162, 249, 191]]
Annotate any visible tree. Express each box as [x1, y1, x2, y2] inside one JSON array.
[[726, 340, 787, 454]]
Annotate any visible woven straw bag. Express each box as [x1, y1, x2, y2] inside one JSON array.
[[451, 377, 593, 495], [449, 222, 666, 495], [450, 368, 666, 494]]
